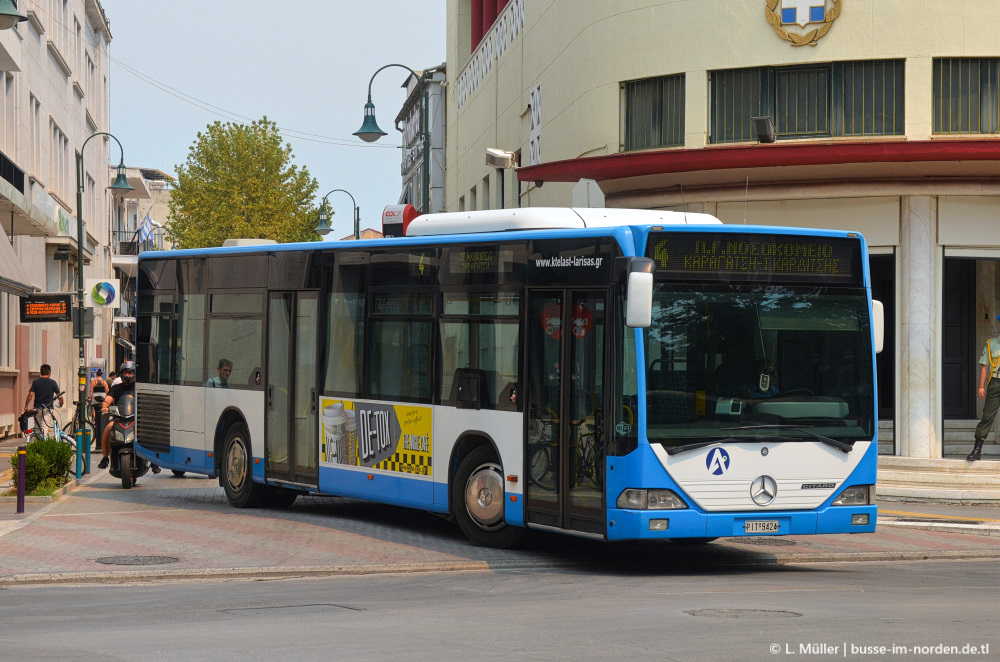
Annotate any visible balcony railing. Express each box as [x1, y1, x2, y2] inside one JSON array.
[[112, 228, 162, 256]]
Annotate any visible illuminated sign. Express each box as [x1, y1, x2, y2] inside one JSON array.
[[648, 233, 862, 285], [20, 294, 73, 322]]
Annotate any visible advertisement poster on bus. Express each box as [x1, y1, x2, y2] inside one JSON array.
[[318, 397, 433, 477]]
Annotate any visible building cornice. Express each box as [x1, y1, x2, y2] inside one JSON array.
[[516, 139, 1000, 184]]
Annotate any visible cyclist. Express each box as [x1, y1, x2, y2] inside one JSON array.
[[22, 364, 64, 436], [98, 361, 160, 474]]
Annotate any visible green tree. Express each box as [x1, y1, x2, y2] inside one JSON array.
[[167, 117, 320, 247]]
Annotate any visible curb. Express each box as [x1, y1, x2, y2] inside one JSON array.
[[4, 548, 1000, 587], [0, 477, 79, 503], [879, 519, 1000, 537]]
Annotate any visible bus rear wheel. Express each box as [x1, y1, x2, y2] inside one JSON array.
[[221, 423, 266, 508], [453, 446, 523, 548]]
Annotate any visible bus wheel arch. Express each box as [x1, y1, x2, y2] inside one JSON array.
[[213, 408, 248, 480], [216, 410, 267, 508], [450, 435, 523, 548]]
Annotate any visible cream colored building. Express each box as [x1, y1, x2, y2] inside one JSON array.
[[446, 0, 1000, 473], [0, 1, 132, 436]]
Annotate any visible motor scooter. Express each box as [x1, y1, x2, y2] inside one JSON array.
[[107, 393, 148, 489]]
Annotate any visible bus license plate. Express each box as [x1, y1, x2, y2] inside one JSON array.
[[745, 520, 780, 534]]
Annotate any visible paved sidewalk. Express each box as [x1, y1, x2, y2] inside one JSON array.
[[2, 470, 1000, 586]]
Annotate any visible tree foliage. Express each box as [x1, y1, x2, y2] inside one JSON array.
[[167, 117, 320, 248]]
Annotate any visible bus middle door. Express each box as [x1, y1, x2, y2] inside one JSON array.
[[524, 289, 607, 537]]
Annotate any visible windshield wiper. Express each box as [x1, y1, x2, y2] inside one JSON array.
[[664, 437, 753, 456], [722, 424, 853, 453]]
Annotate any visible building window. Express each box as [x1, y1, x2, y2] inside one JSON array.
[[710, 60, 905, 143], [623, 73, 685, 151], [933, 58, 1000, 134]]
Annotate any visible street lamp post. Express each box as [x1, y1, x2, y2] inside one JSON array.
[[75, 133, 133, 478], [315, 189, 360, 240], [354, 64, 431, 214]]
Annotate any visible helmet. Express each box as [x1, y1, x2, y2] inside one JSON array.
[[119, 361, 136, 385]]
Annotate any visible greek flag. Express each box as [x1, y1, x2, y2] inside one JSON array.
[[138, 211, 153, 242]]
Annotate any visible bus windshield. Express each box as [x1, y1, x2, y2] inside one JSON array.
[[644, 283, 875, 447]]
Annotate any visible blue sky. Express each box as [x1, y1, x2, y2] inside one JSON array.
[[98, 1, 446, 240]]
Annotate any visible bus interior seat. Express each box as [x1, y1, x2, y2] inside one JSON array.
[[647, 370, 694, 423], [450, 368, 492, 410]]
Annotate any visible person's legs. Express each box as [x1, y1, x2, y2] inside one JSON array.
[[972, 381, 1000, 460], [99, 420, 112, 468]]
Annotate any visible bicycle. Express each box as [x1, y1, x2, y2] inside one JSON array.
[[528, 417, 558, 491], [527, 417, 602, 491]]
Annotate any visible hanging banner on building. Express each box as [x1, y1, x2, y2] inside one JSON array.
[[20, 293, 73, 322], [84, 279, 121, 309]]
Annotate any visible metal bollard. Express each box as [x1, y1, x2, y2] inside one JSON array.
[[16, 445, 25, 514]]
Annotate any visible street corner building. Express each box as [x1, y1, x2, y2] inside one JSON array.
[[444, 0, 1000, 492]]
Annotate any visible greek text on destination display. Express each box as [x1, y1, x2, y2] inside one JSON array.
[[648, 233, 861, 284]]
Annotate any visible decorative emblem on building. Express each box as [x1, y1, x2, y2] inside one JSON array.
[[766, 0, 841, 47]]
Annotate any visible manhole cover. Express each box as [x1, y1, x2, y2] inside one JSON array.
[[95, 555, 180, 566], [895, 518, 984, 525], [723, 537, 797, 546], [686, 609, 801, 619]]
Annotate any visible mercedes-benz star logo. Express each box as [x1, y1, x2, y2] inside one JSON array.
[[750, 474, 778, 506]]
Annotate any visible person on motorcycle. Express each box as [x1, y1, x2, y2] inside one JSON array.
[[98, 361, 160, 474]]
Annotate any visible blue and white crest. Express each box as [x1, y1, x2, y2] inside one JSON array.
[[781, 0, 826, 28]]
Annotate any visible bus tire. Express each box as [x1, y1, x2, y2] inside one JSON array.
[[171, 470, 186, 478], [221, 422, 266, 508], [452, 446, 523, 548], [268, 488, 298, 509]]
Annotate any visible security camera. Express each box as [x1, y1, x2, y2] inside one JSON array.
[[486, 148, 516, 169]]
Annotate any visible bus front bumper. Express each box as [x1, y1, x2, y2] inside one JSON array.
[[606, 505, 877, 541]]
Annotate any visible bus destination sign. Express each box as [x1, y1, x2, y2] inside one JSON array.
[[647, 233, 861, 285], [19, 294, 73, 322]]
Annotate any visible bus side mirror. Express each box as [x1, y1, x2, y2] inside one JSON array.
[[872, 300, 884, 354], [625, 258, 655, 328]]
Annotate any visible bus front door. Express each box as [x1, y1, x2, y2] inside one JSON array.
[[525, 290, 607, 537], [266, 292, 319, 488]]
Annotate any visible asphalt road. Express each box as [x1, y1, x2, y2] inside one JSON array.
[[0, 559, 995, 661]]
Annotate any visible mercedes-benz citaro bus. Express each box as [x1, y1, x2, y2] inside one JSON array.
[[134, 207, 883, 547]]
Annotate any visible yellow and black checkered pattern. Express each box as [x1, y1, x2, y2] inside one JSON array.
[[374, 452, 433, 477]]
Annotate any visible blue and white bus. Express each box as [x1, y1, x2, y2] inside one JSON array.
[[134, 208, 883, 547]]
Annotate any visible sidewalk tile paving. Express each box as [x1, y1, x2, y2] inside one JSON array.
[[1, 469, 1000, 584]]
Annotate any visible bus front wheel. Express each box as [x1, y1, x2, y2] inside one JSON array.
[[452, 446, 523, 548], [221, 423, 266, 508]]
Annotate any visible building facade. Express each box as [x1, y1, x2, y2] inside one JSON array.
[[0, 0, 127, 436], [446, 0, 1000, 461]]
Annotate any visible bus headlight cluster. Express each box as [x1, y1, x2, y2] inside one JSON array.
[[616, 489, 688, 510], [831, 485, 872, 506]]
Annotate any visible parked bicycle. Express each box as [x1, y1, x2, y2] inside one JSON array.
[[527, 417, 601, 491], [23, 393, 95, 465]]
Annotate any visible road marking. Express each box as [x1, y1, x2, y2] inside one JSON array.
[[880, 508, 1000, 523]]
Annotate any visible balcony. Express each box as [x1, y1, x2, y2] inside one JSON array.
[[111, 227, 163, 277]]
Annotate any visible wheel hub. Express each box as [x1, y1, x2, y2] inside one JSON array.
[[465, 464, 504, 530]]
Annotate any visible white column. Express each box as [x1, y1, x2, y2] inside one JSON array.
[[898, 196, 940, 458]]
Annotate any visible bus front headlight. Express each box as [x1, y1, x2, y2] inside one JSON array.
[[616, 489, 688, 510], [832, 485, 872, 506]]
